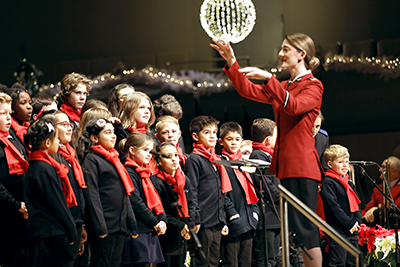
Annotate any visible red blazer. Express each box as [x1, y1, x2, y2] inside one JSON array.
[[362, 182, 400, 216], [224, 62, 324, 181]]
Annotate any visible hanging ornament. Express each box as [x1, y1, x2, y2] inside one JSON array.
[[200, 0, 256, 44]]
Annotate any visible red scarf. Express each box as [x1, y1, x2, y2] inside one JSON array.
[[157, 167, 188, 217], [128, 125, 146, 134], [192, 143, 232, 193], [252, 142, 274, 156], [29, 150, 77, 207], [222, 149, 258, 204], [91, 145, 135, 195], [176, 143, 187, 167], [59, 143, 87, 189], [325, 169, 361, 212], [0, 131, 29, 175], [124, 158, 164, 215], [11, 117, 29, 144], [60, 101, 81, 123]]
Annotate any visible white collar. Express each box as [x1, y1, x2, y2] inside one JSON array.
[[289, 69, 312, 83]]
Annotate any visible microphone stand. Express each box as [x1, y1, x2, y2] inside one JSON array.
[[154, 157, 207, 267], [215, 159, 312, 266], [250, 165, 313, 265], [357, 165, 400, 267]]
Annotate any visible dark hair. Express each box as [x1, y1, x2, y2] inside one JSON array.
[[119, 132, 154, 155], [0, 83, 8, 92], [189, 115, 219, 135], [5, 87, 29, 111], [32, 95, 58, 116], [153, 94, 183, 120], [76, 118, 110, 163], [25, 115, 57, 151], [251, 118, 276, 143], [156, 141, 176, 153], [108, 83, 135, 117], [81, 99, 108, 116], [60, 72, 91, 99], [219, 121, 242, 139]]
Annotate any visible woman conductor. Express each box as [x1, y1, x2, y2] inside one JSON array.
[[211, 33, 324, 267]]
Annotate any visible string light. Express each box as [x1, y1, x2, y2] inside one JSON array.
[[200, 0, 256, 44], [38, 65, 234, 95], [323, 54, 400, 80]]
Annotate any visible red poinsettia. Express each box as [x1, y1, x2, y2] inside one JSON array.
[[358, 224, 395, 253]]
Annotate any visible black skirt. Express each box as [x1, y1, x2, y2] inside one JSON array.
[[280, 177, 320, 248], [122, 231, 164, 264]]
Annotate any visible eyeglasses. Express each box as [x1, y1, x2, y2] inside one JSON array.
[[57, 122, 74, 128]]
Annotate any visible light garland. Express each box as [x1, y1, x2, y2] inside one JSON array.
[[200, 0, 256, 44], [37, 66, 234, 99], [323, 54, 400, 81], [37, 53, 400, 100]]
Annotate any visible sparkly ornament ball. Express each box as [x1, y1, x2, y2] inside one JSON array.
[[200, 0, 256, 44]]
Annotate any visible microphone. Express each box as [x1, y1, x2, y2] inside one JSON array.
[[349, 161, 375, 166], [150, 150, 171, 159]]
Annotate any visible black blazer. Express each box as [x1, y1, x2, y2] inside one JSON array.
[[220, 155, 259, 237], [184, 153, 236, 228], [320, 176, 362, 236], [82, 153, 138, 237], [314, 130, 329, 172], [249, 149, 281, 229], [24, 160, 77, 242], [152, 173, 195, 253], [0, 133, 28, 213], [0, 133, 29, 235], [126, 167, 167, 233], [58, 155, 86, 225]]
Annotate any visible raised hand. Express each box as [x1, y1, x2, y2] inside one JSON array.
[[210, 39, 237, 67]]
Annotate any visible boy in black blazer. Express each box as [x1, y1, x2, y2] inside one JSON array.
[[218, 121, 259, 267], [184, 115, 236, 267], [320, 145, 361, 267]]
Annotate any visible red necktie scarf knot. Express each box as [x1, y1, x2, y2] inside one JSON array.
[[125, 158, 164, 215], [222, 149, 258, 204]]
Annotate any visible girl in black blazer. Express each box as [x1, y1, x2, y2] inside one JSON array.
[[119, 132, 167, 267], [53, 110, 88, 263], [76, 118, 138, 267], [152, 142, 195, 267], [24, 115, 78, 267]]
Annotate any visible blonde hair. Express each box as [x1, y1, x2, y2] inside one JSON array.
[[119, 132, 154, 155], [0, 92, 12, 105], [119, 92, 155, 131], [324, 144, 350, 164], [285, 33, 320, 71], [240, 140, 253, 148], [155, 115, 180, 133]]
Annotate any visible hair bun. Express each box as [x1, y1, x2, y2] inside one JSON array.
[[308, 56, 320, 71], [119, 138, 127, 154]]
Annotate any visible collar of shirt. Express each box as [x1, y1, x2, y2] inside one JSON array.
[[288, 69, 312, 84], [391, 178, 400, 188]]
